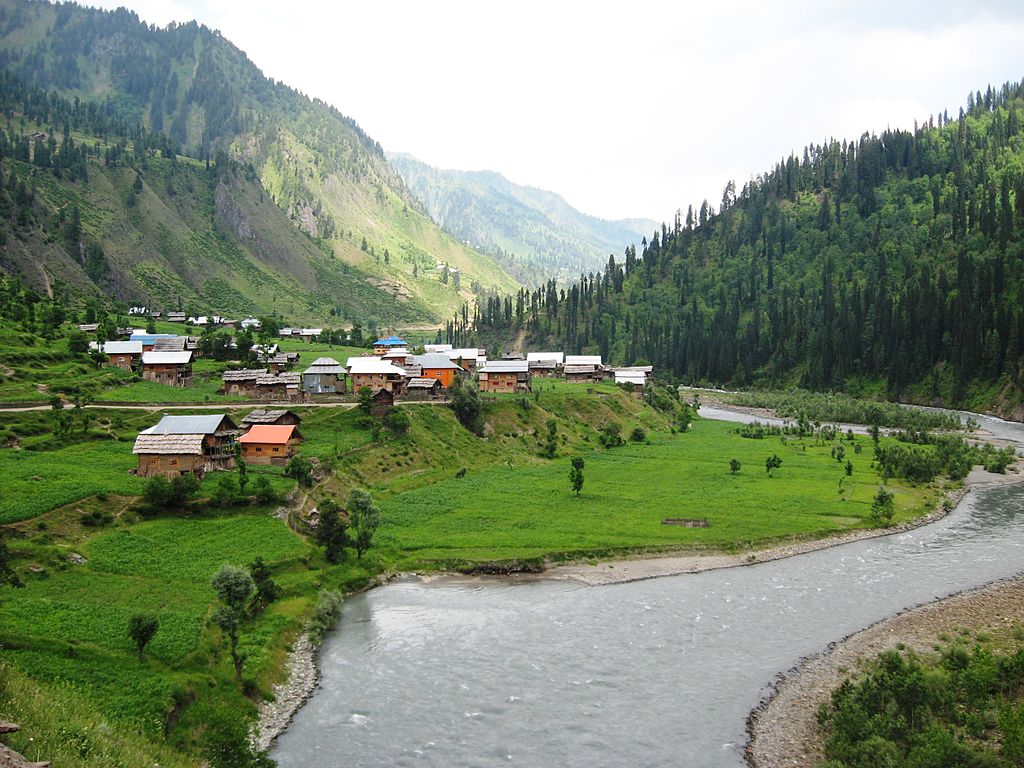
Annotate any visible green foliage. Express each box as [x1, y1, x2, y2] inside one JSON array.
[[251, 475, 276, 504], [765, 454, 783, 476], [820, 642, 1024, 768], [541, 418, 558, 459], [210, 565, 255, 680], [598, 422, 624, 448], [871, 487, 895, 526], [347, 488, 380, 560], [569, 456, 585, 497], [284, 455, 313, 487], [382, 407, 410, 436], [200, 707, 275, 768], [729, 458, 741, 475], [308, 590, 344, 646], [314, 497, 349, 564], [143, 473, 200, 511], [630, 426, 647, 442], [247, 557, 280, 613], [128, 613, 159, 660], [449, 376, 483, 435]]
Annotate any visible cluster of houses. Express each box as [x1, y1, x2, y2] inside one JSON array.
[[133, 409, 303, 478], [90, 331, 201, 387]]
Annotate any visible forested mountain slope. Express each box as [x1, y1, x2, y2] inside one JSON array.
[[388, 152, 657, 285], [468, 81, 1024, 415], [0, 0, 519, 321]]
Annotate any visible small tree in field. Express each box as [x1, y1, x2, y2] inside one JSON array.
[[248, 556, 280, 612], [315, 497, 349, 563], [128, 613, 159, 660], [347, 488, 381, 559], [729, 458, 741, 475], [765, 454, 783, 477], [211, 565, 255, 680], [569, 457, 585, 497], [871, 487, 895, 527]]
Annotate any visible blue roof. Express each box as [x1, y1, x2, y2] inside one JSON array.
[[130, 333, 179, 344], [373, 335, 407, 346]]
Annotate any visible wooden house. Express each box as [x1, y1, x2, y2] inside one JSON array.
[[221, 368, 267, 397], [241, 409, 303, 427], [412, 353, 464, 388], [406, 377, 443, 398], [167, 311, 186, 323], [299, 328, 323, 343], [256, 372, 301, 401], [370, 388, 395, 417], [141, 351, 193, 386], [152, 336, 187, 353], [424, 343, 454, 354], [92, 340, 143, 370], [347, 357, 409, 395], [448, 348, 484, 373], [77, 323, 99, 333], [563, 364, 599, 384], [527, 352, 564, 378], [238, 424, 303, 465], [133, 414, 238, 478], [478, 360, 532, 393], [302, 357, 345, 395], [373, 335, 408, 356]]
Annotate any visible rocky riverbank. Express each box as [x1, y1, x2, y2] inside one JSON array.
[[251, 633, 318, 753], [746, 575, 1024, 767]]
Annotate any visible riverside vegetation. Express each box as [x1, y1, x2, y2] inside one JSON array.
[[0, 317, 993, 765]]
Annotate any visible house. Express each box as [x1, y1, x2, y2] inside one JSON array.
[[527, 352, 564, 377], [478, 360, 532, 393], [278, 327, 296, 339], [241, 409, 303, 427], [382, 348, 414, 367], [447, 347, 484, 372], [267, 352, 300, 372], [299, 328, 323, 343], [370, 388, 395, 417], [220, 368, 267, 397], [412, 353, 464, 388], [130, 332, 179, 353], [132, 414, 238, 478], [424, 343, 453, 354], [238, 424, 303, 465], [564, 364, 599, 384], [77, 323, 99, 333], [614, 369, 649, 397], [347, 356, 409, 394], [240, 317, 262, 330], [167, 311, 186, 323], [141, 351, 193, 386], [302, 357, 345, 394], [152, 336, 187, 353], [256, 372, 301, 401], [92, 340, 143, 370], [406, 377, 443, 398], [372, 335, 408, 355], [128, 306, 148, 316], [565, 354, 602, 367]]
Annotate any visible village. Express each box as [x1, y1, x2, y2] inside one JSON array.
[[79, 314, 655, 480]]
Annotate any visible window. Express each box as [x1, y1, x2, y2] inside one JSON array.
[[255, 447, 262, 452], [169, 459, 178, 467], [273, 447, 280, 452]]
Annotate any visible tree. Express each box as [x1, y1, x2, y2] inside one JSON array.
[[729, 458, 741, 475], [871, 487, 895, 526], [765, 454, 783, 476], [347, 488, 380, 559], [252, 475, 276, 504], [630, 426, 646, 442], [598, 423, 624, 448], [67, 329, 89, 355], [211, 565, 255, 680], [382, 407, 410, 435], [449, 376, 483, 435], [128, 613, 159, 660], [315, 497, 349, 564], [845, 460, 854, 476], [284, 455, 313, 487], [248, 557, 280, 612], [569, 456, 585, 497], [542, 418, 558, 459], [356, 386, 373, 415]]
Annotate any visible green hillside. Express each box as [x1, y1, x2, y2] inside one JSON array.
[[389, 151, 658, 285], [0, 0, 519, 322], [470, 80, 1024, 417]]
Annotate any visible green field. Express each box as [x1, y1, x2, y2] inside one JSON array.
[[378, 417, 933, 566]]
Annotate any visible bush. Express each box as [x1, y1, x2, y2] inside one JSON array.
[[449, 377, 483, 435], [309, 590, 345, 645], [284, 456, 313, 487], [251, 475, 277, 504], [382, 407, 410, 435], [598, 423, 624, 448], [629, 427, 646, 443]]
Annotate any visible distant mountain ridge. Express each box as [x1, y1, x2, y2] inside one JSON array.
[[388, 152, 658, 284], [0, 0, 520, 322]]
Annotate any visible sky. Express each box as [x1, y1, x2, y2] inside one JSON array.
[[91, 0, 1024, 224]]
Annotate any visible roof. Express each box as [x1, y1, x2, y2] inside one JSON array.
[[564, 364, 597, 374], [424, 344, 453, 353], [347, 357, 409, 376], [414, 353, 463, 371], [565, 355, 602, 366], [300, 328, 323, 335], [93, 341, 143, 355], [407, 377, 441, 389], [242, 409, 301, 424], [141, 414, 237, 436], [239, 424, 298, 445], [133, 433, 205, 455], [382, 347, 410, 357], [142, 351, 193, 365], [373, 335, 407, 346], [257, 372, 301, 386], [152, 337, 187, 351], [131, 333, 178, 344], [614, 373, 647, 386], [222, 368, 267, 382], [614, 366, 653, 375], [303, 357, 344, 375], [78, 323, 98, 332], [448, 348, 481, 362], [526, 352, 564, 364], [481, 360, 529, 374], [528, 359, 558, 369]]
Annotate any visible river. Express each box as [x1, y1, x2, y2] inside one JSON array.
[[272, 410, 1024, 768]]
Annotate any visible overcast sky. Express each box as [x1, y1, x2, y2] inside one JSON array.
[[91, 0, 1024, 223]]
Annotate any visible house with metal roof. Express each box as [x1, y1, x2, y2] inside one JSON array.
[[373, 335, 408, 355], [411, 353, 465, 388], [406, 377, 443, 398], [347, 356, 410, 394], [565, 354, 602, 367], [90, 340, 143, 370], [238, 424, 303, 465], [424, 343, 453, 354], [133, 414, 238, 478], [478, 359, 532, 393], [141, 350, 193, 386], [302, 357, 345, 395], [447, 347, 484, 372]]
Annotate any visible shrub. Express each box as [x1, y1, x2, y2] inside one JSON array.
[[629, 427, 646, 443], [285, 456, 313, 487], [598, 423, 624, 448], [309, 590, 345, 645]]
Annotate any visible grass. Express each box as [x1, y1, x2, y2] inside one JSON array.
[[377, 418, 933, 566]]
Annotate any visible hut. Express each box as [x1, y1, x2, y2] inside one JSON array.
[[238, 424, 303, 465], [370, 388, 395, 417], [302, 357, 345, 394], [241, 409, 303, 427], [133, 414, 238, 477], [220, 369, 267, 397], [406, 377, 443, 398]]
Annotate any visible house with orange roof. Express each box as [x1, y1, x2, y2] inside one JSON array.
[[237, 424, 303, 465]]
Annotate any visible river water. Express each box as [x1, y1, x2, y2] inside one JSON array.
[[272, 411, 1024, 768]]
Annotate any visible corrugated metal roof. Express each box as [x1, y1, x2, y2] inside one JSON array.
[[448, 348, 481, 361], [133, 433, 205, 455], [481, 360, 529, 373], [614, 373, 647, 386], [142, 351, 193, 365], [141, 414, 235, 435], [373, 335, 407, 346], [564, 365, 597, 374], [347, 357, 409, 376], [414, 353, 462, 370], [239, 425, 296, 444], [95, 341, 143, 355], [424, 344, 453, 353], [565, 355, 602, 366]]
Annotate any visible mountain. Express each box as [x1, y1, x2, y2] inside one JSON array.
[[468, 81, 1024, 416], [0, 0, 520, 323], [388, 152, 658, 285]]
